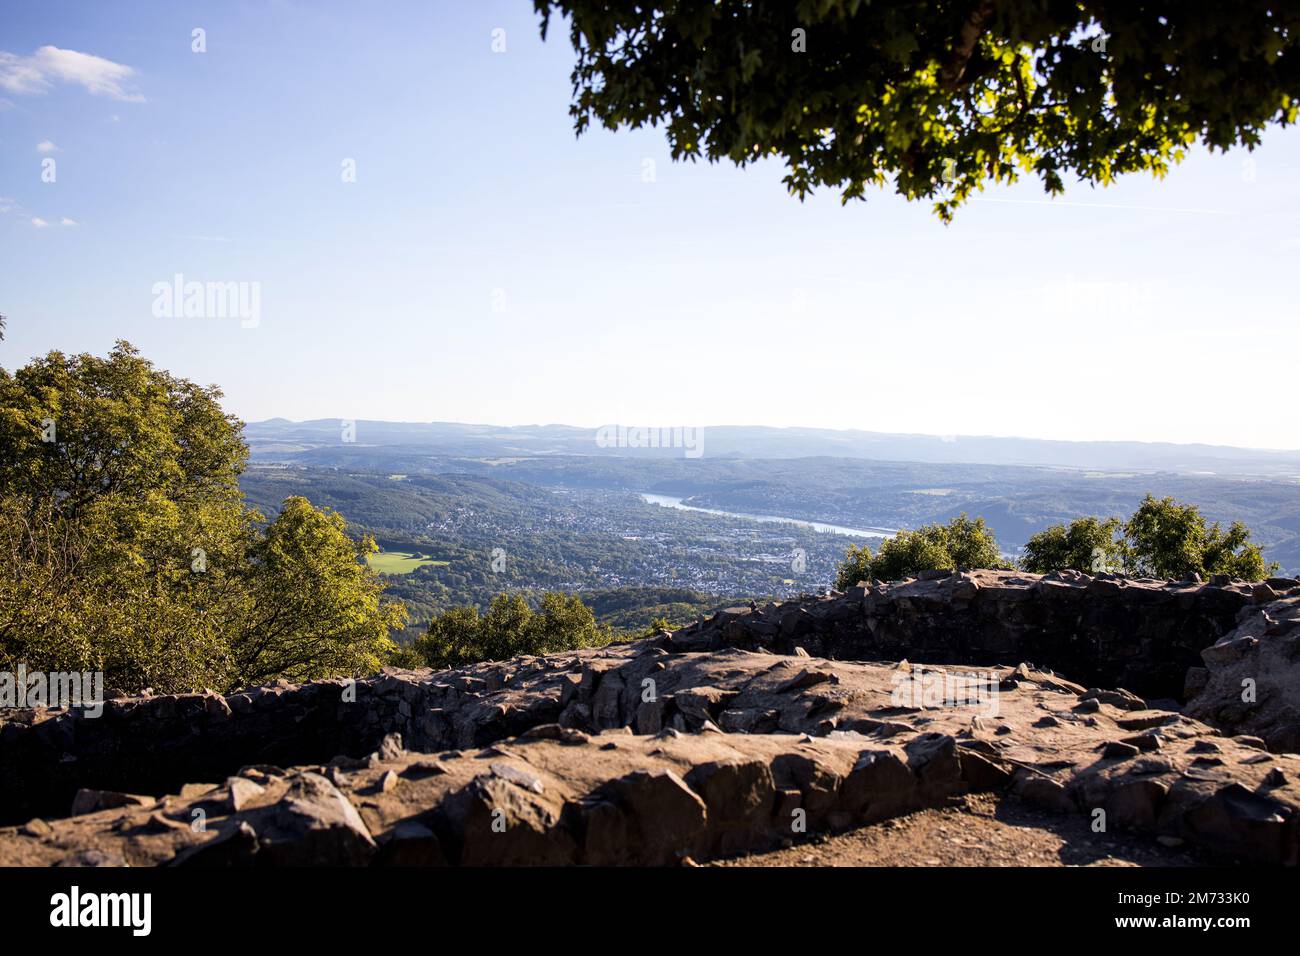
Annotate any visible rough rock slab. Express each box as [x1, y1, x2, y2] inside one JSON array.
[[1185, 590, 1300, 753], [5, 571, 1287, 826], [4, 651, 1299, 866]]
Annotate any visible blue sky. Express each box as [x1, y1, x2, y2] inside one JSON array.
[[2, 0, 1298, 449]]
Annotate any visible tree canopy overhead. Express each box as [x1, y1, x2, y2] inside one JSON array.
[[535, 1, 1300, 219]]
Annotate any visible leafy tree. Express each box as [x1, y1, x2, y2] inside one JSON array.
[[534, 1, 1300, 220], [833, 513, 1002, 587], [834, 543, 875, 591], [384, 643, 427, 670], [0, 343, 406, 693], [227, 497, 406, 686], [0, 342, 246, 520], [642, 615, 674, 638], [413, 605, 484, 671], [1124, 494, 1275, 581], [413, 592, 612, 670], [938, 513, 1003, 570], [1020, 516, 1124, 574], [1014, 498, 1274, 580]]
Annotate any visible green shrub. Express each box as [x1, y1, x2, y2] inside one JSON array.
[[412, 592, 612, 669], [1124, 495, 1274, 580], [1018, 496, 1275, 581], [1020, 516, 1124, 574], [833, 514, 1002, 588]]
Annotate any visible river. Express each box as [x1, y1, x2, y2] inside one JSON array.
[[640, 493, 898, 539]]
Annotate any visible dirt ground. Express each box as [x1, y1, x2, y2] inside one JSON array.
[[708, 792, 1203, 867]]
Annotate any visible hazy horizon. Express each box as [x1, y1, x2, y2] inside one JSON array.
[[243, 415, 1300, 456]]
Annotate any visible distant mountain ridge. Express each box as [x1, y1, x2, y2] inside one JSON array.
[[244, 419, 1300, 477]]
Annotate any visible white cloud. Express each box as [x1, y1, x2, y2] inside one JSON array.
[[0, 46, 143, 102], [36, 139, 58, 153], [2, 202, 76, 227]]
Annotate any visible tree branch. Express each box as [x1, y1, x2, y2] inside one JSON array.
[[941, 0, 997, 91]]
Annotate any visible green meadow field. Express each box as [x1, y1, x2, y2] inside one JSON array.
[[366, 550, 449, 575]]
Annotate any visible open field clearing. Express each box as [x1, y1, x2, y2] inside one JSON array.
[[366, 551, 449, 574]]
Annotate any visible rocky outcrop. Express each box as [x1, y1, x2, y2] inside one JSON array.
[[1185, 589, 1300, 753], [667, 570, 1271, 702], [5, 571, 1300, 866], [3, 645, 1300, 865], [0, 651, 622, 825]]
